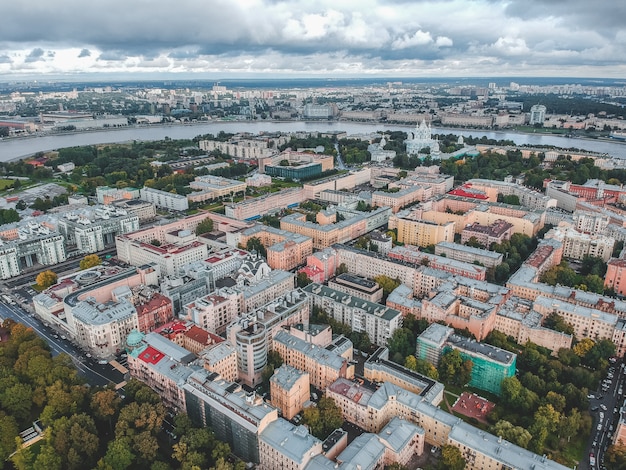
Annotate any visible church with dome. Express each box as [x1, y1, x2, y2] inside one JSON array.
[[368, 135, 397, 162], [235, 250, 271, 287], [404, 120, 440, 159]]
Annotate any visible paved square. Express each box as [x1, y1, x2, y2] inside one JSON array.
[[451, 392, 494, 423]]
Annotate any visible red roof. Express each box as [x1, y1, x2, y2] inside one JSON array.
[[138, 346, 165, 364], [449, 187, 489, 200]]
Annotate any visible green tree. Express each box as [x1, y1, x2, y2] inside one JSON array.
[[404, 355, 418, 371], [303, 396, 343, 439], [36, 270, 57, 289], [195, 217, 214, 235], [387, 328, 415, 364], [373, 275, 401, 301], [297, 272, 312, 288], [438, 349, 473, 386], [91, 389, 122, 432], [98, 437, 135, 470], [490, 420, 532, 449], [0, 412, 18, 467], [245, 237, 267, 257], [33, 443, 62, 470], [543, 313, 575, 336], [80, 254, 102, 270], [438, 445, 466, 470], [559, 408, 581, 442], [336, 263, 348, 275]]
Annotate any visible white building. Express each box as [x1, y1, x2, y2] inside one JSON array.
[[140, 187, 189, 211], [529, 105, 547, 125], [71, 297, 139, 358], [303, 283, 402, 346], [405, 120, 439, 156]]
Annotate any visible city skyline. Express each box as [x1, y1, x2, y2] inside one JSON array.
[[2, 0, 625, 81]]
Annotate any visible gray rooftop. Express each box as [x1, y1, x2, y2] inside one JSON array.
[[447, 334, 516, 366], [274, 330, 347, 372], [271, 364, 309, 390], [448, 421, 570, 470], [418, 323, 454, 347], [304, 283, 401, 322], [259, 418, 321, 465]]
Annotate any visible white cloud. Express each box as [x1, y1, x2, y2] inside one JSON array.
[[0, 0, 623, 78]]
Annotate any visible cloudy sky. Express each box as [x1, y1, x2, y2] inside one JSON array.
[[1, 0, 625, 80]]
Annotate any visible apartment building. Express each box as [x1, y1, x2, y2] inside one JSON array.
[[304, 283, 402, 347], [372, 185, 430, 213], [126, 331, 196, 412], [328, 273, 383, 303], [461, 219, 513, 247], [183, 288, 242, 335], [259, 418, 323, 470], [238, 224, 313, 271], [552, 227, 615, 261], [199, 341, 238, 383], [225, 187, 305, 221], [389, 213, 455, 247], [227, 289, 310, 385], [280, 207, 390, 250], [140, 186, 189, 211], [389, 245, 487, 281], [184, 369, 279, 464], [187, 175, 247, 203], [272, 330, 353, 390], [270, 365, 310, 420], [434, 241, 503, 268]]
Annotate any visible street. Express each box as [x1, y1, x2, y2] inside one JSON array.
[[584, 359, 624, 470]]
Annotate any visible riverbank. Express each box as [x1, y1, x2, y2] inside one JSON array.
[[1, 119, 626, 162]]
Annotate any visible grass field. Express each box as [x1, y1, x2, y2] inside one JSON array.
[[0, 179, 16, 190]]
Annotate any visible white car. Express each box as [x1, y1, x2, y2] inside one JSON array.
[[600, 404, 608, 411]]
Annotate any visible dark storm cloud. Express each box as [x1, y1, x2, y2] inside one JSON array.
[[78, 48, 91, 58], [24, 48, 45, 62]]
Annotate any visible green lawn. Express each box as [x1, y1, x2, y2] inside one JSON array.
[[0, 179, 16, 190]]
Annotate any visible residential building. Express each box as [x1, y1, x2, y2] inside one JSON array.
[[238, 224, 313, 271], [461, 219, 513, 247], [126, 330, 196, 412], [228, 289, 310, 385], [96, 186, 140, 204], [184, 369, 279, 464], [434, 241, 503, 268], [328, 273, 383, 303], [372, 185, 429, 213], [270, 365, 310, 420], [272, 330, 353, 390], [304, 283, 402, 346], [140, 186, 189, 211], [187, 175, 247, 203], [199, 341, 238, 383], [259, 418, 322, 470], [116, 230, 209, 277], [280, 207, 390, 250], [72, 297, 139, 358], [389, 214, 454, 247], [183, 288, 242, 335], [225, 188, 305, 221]]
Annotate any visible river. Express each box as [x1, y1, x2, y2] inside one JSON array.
[[1, 120, 626, 161]]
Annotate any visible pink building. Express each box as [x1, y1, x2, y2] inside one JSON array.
[[135, 292, 174, 333]]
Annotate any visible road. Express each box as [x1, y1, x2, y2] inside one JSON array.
[[0, 299, 124, 388], [584, 359, 624, 470]]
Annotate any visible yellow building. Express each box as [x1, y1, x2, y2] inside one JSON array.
[[270, 365, 310, 420], [390, 215, 455, 247]]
